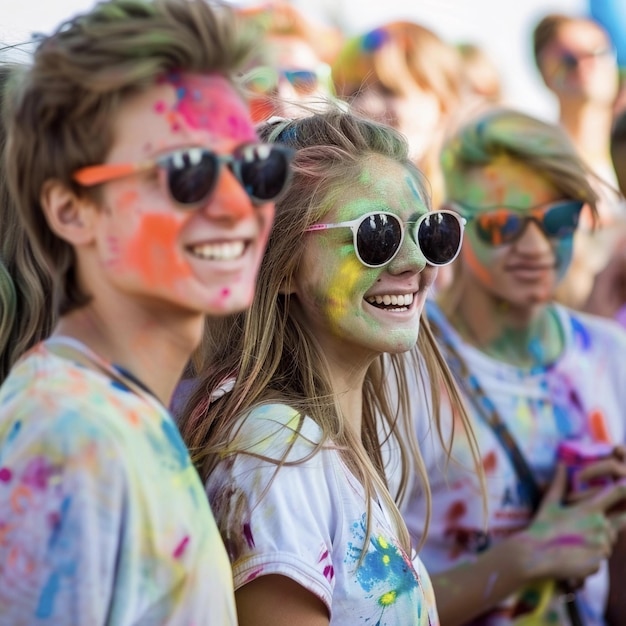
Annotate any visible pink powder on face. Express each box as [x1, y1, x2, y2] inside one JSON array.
[[545, 534, 586, 548], [167, 74, 257, 143], [221, 288, 230, 298], [154, 100, 166, 114]]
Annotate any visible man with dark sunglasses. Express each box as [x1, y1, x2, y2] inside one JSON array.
[[0, 0, 291, 624]]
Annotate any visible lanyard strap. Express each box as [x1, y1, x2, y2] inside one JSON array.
[[428, 314, 585, 626]]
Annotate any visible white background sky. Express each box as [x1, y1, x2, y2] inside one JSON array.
[[0, 0, 586, 119]]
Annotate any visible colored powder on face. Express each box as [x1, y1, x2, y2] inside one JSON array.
[[120, 213, 193, 289], [221, 288, 231, 298], [325, 252, 367, 332], [154, 100, 166, 114], [0, 467, 11, 482]]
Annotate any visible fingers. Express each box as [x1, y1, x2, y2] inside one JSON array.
[[576, 457, 626, 484], [589, 480, 626, 513], [542, 463, 568, 506]]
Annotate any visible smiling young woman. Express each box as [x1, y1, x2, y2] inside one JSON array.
[[178, 110, 480, 626]]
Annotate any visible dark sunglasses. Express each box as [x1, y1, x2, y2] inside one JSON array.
[[448, 200, 584, 246], [558, 47, 615, 71], [305, 210, 466, 268], [73, 143, 294, 208]]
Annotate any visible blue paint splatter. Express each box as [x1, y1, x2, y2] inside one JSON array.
[[161, 419, 190, 469]]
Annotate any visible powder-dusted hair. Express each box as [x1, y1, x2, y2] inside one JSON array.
[[332, 21, 464, 117], [440, 107, 600, 214], [3, 0, 260, 319], [180, 109, 481, 556], [0, 64, 55, 384]]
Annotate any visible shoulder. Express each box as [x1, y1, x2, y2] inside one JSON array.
[[559, 306, 626, 353], [228, 403, 324, 463]]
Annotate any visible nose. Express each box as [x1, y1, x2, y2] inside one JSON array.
[[513, 219, 553, 254], [386, 229, 427, 275], [276, 77, 298, 100], [201, 165, 256, 222]]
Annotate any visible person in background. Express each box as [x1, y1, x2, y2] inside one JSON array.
[[0, 65, 54, 382], [0, 0, 292, 622], [584, 108, 626, 327], [398, 108, 626, 625], [238, 1, 342, 123], [533, 13, 625, 312], [179, 110, 477, 626], [456, 42, 502, 107]]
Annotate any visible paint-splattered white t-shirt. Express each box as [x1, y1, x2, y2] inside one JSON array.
[[0, 343, 237, 625], [396, 301, 626, 625], [206, 403, 439, 625]]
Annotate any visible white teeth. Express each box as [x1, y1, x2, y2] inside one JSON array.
[[189, 240, 245, 261], [366, 293, 414, 307]]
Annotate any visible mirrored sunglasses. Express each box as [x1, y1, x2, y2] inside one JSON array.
[[73, 143, 294, 208], [305, 210, 466, 268], [449, 199, 584, 246]]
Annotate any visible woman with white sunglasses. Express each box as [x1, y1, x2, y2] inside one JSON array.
[[398, 108, 626, 626], [178, 110, 475, 626]]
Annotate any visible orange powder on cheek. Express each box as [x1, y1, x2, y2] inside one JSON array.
[[120, 213, 193, 288]]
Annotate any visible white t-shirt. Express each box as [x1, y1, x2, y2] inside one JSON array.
[[206, 402, 439, 625], [398, 301, 626, 625], [0, 342, 237, 625]]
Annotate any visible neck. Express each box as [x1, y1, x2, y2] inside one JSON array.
[[323, 352, 372, 437], [444, 285, 562, 368], [558, 99, 613, 169], [54, 301, 203, 406]]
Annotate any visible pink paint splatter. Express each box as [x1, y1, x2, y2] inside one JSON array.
[[221, 288, 230, 298], [323, 565, 335, 581], [545, 534, 585, 548], [154, 100, 166, 114], [173, 535, 190, 558], [0, 467, 11, 483], [242, 566, 264, 583]]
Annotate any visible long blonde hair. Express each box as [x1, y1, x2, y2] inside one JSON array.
[[180, 110, 479, 555]]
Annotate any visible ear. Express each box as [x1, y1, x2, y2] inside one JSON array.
[[40, 179, 97, 247]]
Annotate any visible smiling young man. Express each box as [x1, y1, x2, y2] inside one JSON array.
[[0, 0, 293, 623]]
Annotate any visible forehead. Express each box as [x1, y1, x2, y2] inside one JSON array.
[[326, 154, 428, 220], [456, 155, 559, 209], [551, 20, 610, 51], [271, 35, 322, 69], [109, 72, 257, 158]]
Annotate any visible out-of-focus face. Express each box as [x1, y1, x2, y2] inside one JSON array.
[[451, 156, 576, 310], [350, 84, 442, 163], [292, 155, 438, 364], [249, 35, 333, 122], [539, 20, 618, 104], [86, 73, 275, 317]]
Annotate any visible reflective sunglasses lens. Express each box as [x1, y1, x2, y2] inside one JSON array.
[[542, 201, 583, 237], [418, 212, 462, 265], [475, 210, 523, 245], [166, 149, 217, 205], [284, 70, 318, 94], [356, 213, 403, 266], [237, 146, 292, 202]]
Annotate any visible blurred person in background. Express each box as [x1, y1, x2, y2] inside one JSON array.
[[238, 1, 342, 123], [533, 13, 626, 314], [456, 42, 503, 107], [397, 108, 626, 625]]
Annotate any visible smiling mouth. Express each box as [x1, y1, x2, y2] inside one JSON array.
[[187, 240, 248, 261], [365, 292, 415, 311]]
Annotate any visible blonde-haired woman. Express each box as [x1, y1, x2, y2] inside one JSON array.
[[179, 110, 473, 625], [400, 108, 626, 625]]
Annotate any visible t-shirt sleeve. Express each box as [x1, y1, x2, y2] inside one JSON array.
[[0, 403, 125, 624], [206, 404, 339, 611]]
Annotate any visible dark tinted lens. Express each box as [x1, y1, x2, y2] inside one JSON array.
[[356, 213, 403, 266], [417, 212, 462, 265], [542, 201, 583, 237], [166, 149, 217, 205], [475, 210, 523, 245], [237, 146, 291, 202]]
